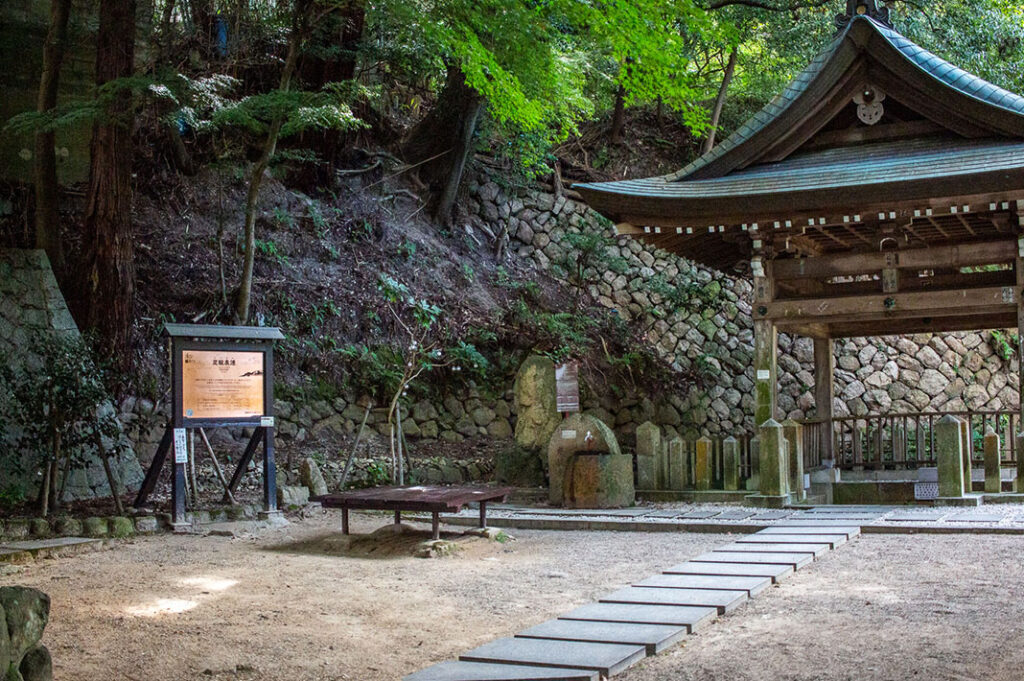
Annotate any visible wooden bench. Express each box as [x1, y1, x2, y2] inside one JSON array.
[[317, 485, 514, 539]]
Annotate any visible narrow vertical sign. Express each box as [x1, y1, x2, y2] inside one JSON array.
[[555, 361, 580, 413], [173, 428, 188, 464]]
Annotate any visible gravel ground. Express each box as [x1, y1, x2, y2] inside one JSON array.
[[619, 533, 1024, 681], [3, 512, 1023, 680], [0, 511, 725, 681]]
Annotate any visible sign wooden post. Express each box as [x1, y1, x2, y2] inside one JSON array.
[[133, 324, 285, 527]]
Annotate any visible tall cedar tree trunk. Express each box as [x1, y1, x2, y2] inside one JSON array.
[[34, 0, 72, 274], [402, 65, 483, 226], [83, 0, 137, 364], [234, 1, 309, 324], [609, 85, 626, 145], [702, 48, 738, 154]]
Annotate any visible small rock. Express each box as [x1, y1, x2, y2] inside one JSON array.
[[0, 587, 50, 665], [83, 517, 108, 538], [416, 539, 459, 558], [107, 516, 135, 538], [20, 644, 52, 681], [299, 458, 329, 498]]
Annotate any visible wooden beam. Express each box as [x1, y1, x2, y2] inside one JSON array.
[[801, 119, 946, 151], [771, 240, 1016, 280], [774, 268, 1015, 300], [810, 312, 1018, 338], [760, 286, 1017, 323]]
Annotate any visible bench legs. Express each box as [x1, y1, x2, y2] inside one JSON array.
[[394, 510, 402, 526], [431, 512, 440, 540], [342, 508, 349, 535], [479, 502, 487, 529]]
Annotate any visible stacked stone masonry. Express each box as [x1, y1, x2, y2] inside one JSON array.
[[112, 179, 1022, 458]]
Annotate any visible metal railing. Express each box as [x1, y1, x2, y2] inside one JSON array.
[[799, 410, 1020, 470]]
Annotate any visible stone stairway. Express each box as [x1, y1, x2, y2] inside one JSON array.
[[405, 517, 864, 680]]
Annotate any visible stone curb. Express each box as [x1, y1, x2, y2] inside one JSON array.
[[427, 514, 1024, 536]]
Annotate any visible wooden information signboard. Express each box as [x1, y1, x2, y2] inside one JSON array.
[[181, 349, 265, 419], [555, 361, 581, 413], [134, 324, 284, 527]]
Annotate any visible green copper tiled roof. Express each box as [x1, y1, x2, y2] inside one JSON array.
[[583, 136, 1024, 200], [663, 16, 1024, 182]]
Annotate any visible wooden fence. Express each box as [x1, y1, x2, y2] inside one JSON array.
[[799, 410, 1020, 470]]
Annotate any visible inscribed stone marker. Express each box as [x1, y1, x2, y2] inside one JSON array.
[[936, 415, 965, 498], [984, 426, 1001, 494]]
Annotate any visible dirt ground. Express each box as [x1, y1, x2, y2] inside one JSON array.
[[3, 513, 1023, 681]]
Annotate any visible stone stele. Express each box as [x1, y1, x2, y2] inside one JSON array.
[[513, 355, 561, 452]]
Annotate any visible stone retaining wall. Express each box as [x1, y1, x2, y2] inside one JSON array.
[[0, 250, 144, 501], [122, 180, 1020, 462]]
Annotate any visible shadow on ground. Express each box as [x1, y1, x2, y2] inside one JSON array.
[[263, 523, 505, 559]]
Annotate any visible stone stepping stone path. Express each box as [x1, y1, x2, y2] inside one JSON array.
[[633, 574, 771, 596], [405, 522, 861, 680], [517, 620, 689, 654], [600, 586, 748, 614]]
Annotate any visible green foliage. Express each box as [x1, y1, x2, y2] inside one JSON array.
[[0, 334, 126, 507], [210, 83, 365, 138], [255, 238, 289, 264], [558, 229, 629, 298], [990, 330, 1019, 362]]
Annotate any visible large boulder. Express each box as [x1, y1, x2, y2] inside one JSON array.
[[513, 355, 560, 452], [0, 587, 49, 675], [547, 413, 626, 506], [19, 644, 51, 681]]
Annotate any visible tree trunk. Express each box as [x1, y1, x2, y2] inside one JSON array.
[[702, 47, 738, 155], [609, 85, 626, 145], [402, 65, 483, 226], [34, 0, 72, 275], [82, 0, 137, 365], [234, 0, 307, 325]]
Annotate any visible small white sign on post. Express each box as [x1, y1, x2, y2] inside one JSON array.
[[756, 369, 771, 380], [173, 428, 188, 464]]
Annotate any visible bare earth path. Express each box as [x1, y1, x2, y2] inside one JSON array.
[[2, 512, 1023, 680]]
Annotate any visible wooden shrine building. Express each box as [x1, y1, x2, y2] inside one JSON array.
[[576, 0, 1024, 460]]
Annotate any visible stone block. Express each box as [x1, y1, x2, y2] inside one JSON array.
[[559, 602, 717, 631], [635, 422, 661, 490], [134, 516, 159, 533], [405, 661, 597, 681], [0, 586, 50, 665], [667, 438, 687, 490], [459, 637, 646, 678], [107, 516, 135, 538], [634, 573, 771, 596], [782, 419, 805, 501], [517, 619, 687, 655], [600, 586, 747, 614], [28, 519, 50, 538], [693, 550, 814, 569], [561, 453, 634, 509], [662, 560, 795, 583], [722, 437, 739, 491], [548, 414, 621, 506], [758, 420, 788, 498], [83, 517, 108, 538], [277, 485, 310, 508], [694, 437, 712, 491], [53, 518, 82, 536], [984, 426, 1001, 494], [936, 415, 965, 498]]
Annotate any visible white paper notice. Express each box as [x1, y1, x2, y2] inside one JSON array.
[[173, 428, 188, 464], [756, 370, 770, 380], [561, 430, 577, 439]]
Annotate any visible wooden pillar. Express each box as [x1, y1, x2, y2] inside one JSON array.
[[814, 337, 835, 462], [1017, 244, 1024, 491]]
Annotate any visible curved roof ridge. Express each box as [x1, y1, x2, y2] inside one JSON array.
[[666, 15, 1024, 183]]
